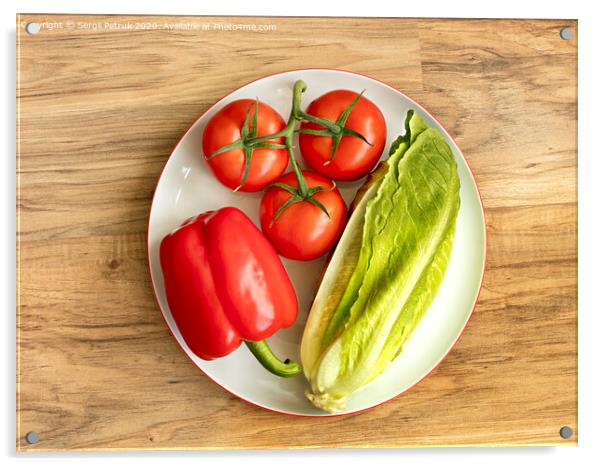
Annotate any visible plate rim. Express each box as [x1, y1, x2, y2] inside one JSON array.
[[147, 67, 488, 418]]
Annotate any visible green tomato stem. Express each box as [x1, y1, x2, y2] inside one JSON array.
[[246, 80, 307, 145], [216, 79, 343, 219], [211, 79, 368, 195], [245, 340, 302, 378], [287, 145, 309, 196], [246, 80, 309, 196], [296, 111, 341, 132]]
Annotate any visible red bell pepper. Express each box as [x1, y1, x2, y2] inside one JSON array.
[[159, 206, 301, 377]]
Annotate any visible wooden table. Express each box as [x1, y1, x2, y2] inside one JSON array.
[[17, 15, 578, 450]]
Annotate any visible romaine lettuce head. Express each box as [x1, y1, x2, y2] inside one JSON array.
[[300, 110, 460, 413]]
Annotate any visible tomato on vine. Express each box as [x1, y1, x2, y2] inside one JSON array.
[[260, 171, 347, 261], [298, 90, 386, 181], [202, 99, 288, 192]]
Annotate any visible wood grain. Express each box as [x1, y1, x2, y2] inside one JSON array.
[[16, 15, 577, 450]]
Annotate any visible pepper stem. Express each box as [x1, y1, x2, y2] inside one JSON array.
[[245, 340, 302, 378]]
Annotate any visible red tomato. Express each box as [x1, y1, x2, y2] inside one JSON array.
[[202, 99, 288, 192], [299, 90, 386, 181], [260, 171, 348, 261]]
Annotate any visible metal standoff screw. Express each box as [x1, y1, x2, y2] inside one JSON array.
[[25, 22, 41, 35], [25, 431, 39, 444], [559, 426, 573, 439], [559, 27, 573, 40]]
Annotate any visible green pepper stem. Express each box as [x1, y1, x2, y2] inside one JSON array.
[[245, 340, 302, 378]]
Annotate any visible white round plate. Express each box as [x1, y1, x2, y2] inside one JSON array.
[[148, 69, 486, 416]]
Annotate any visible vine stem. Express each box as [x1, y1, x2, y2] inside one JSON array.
[[247, 79, 309, 196], [213, 79, 368, 196]]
